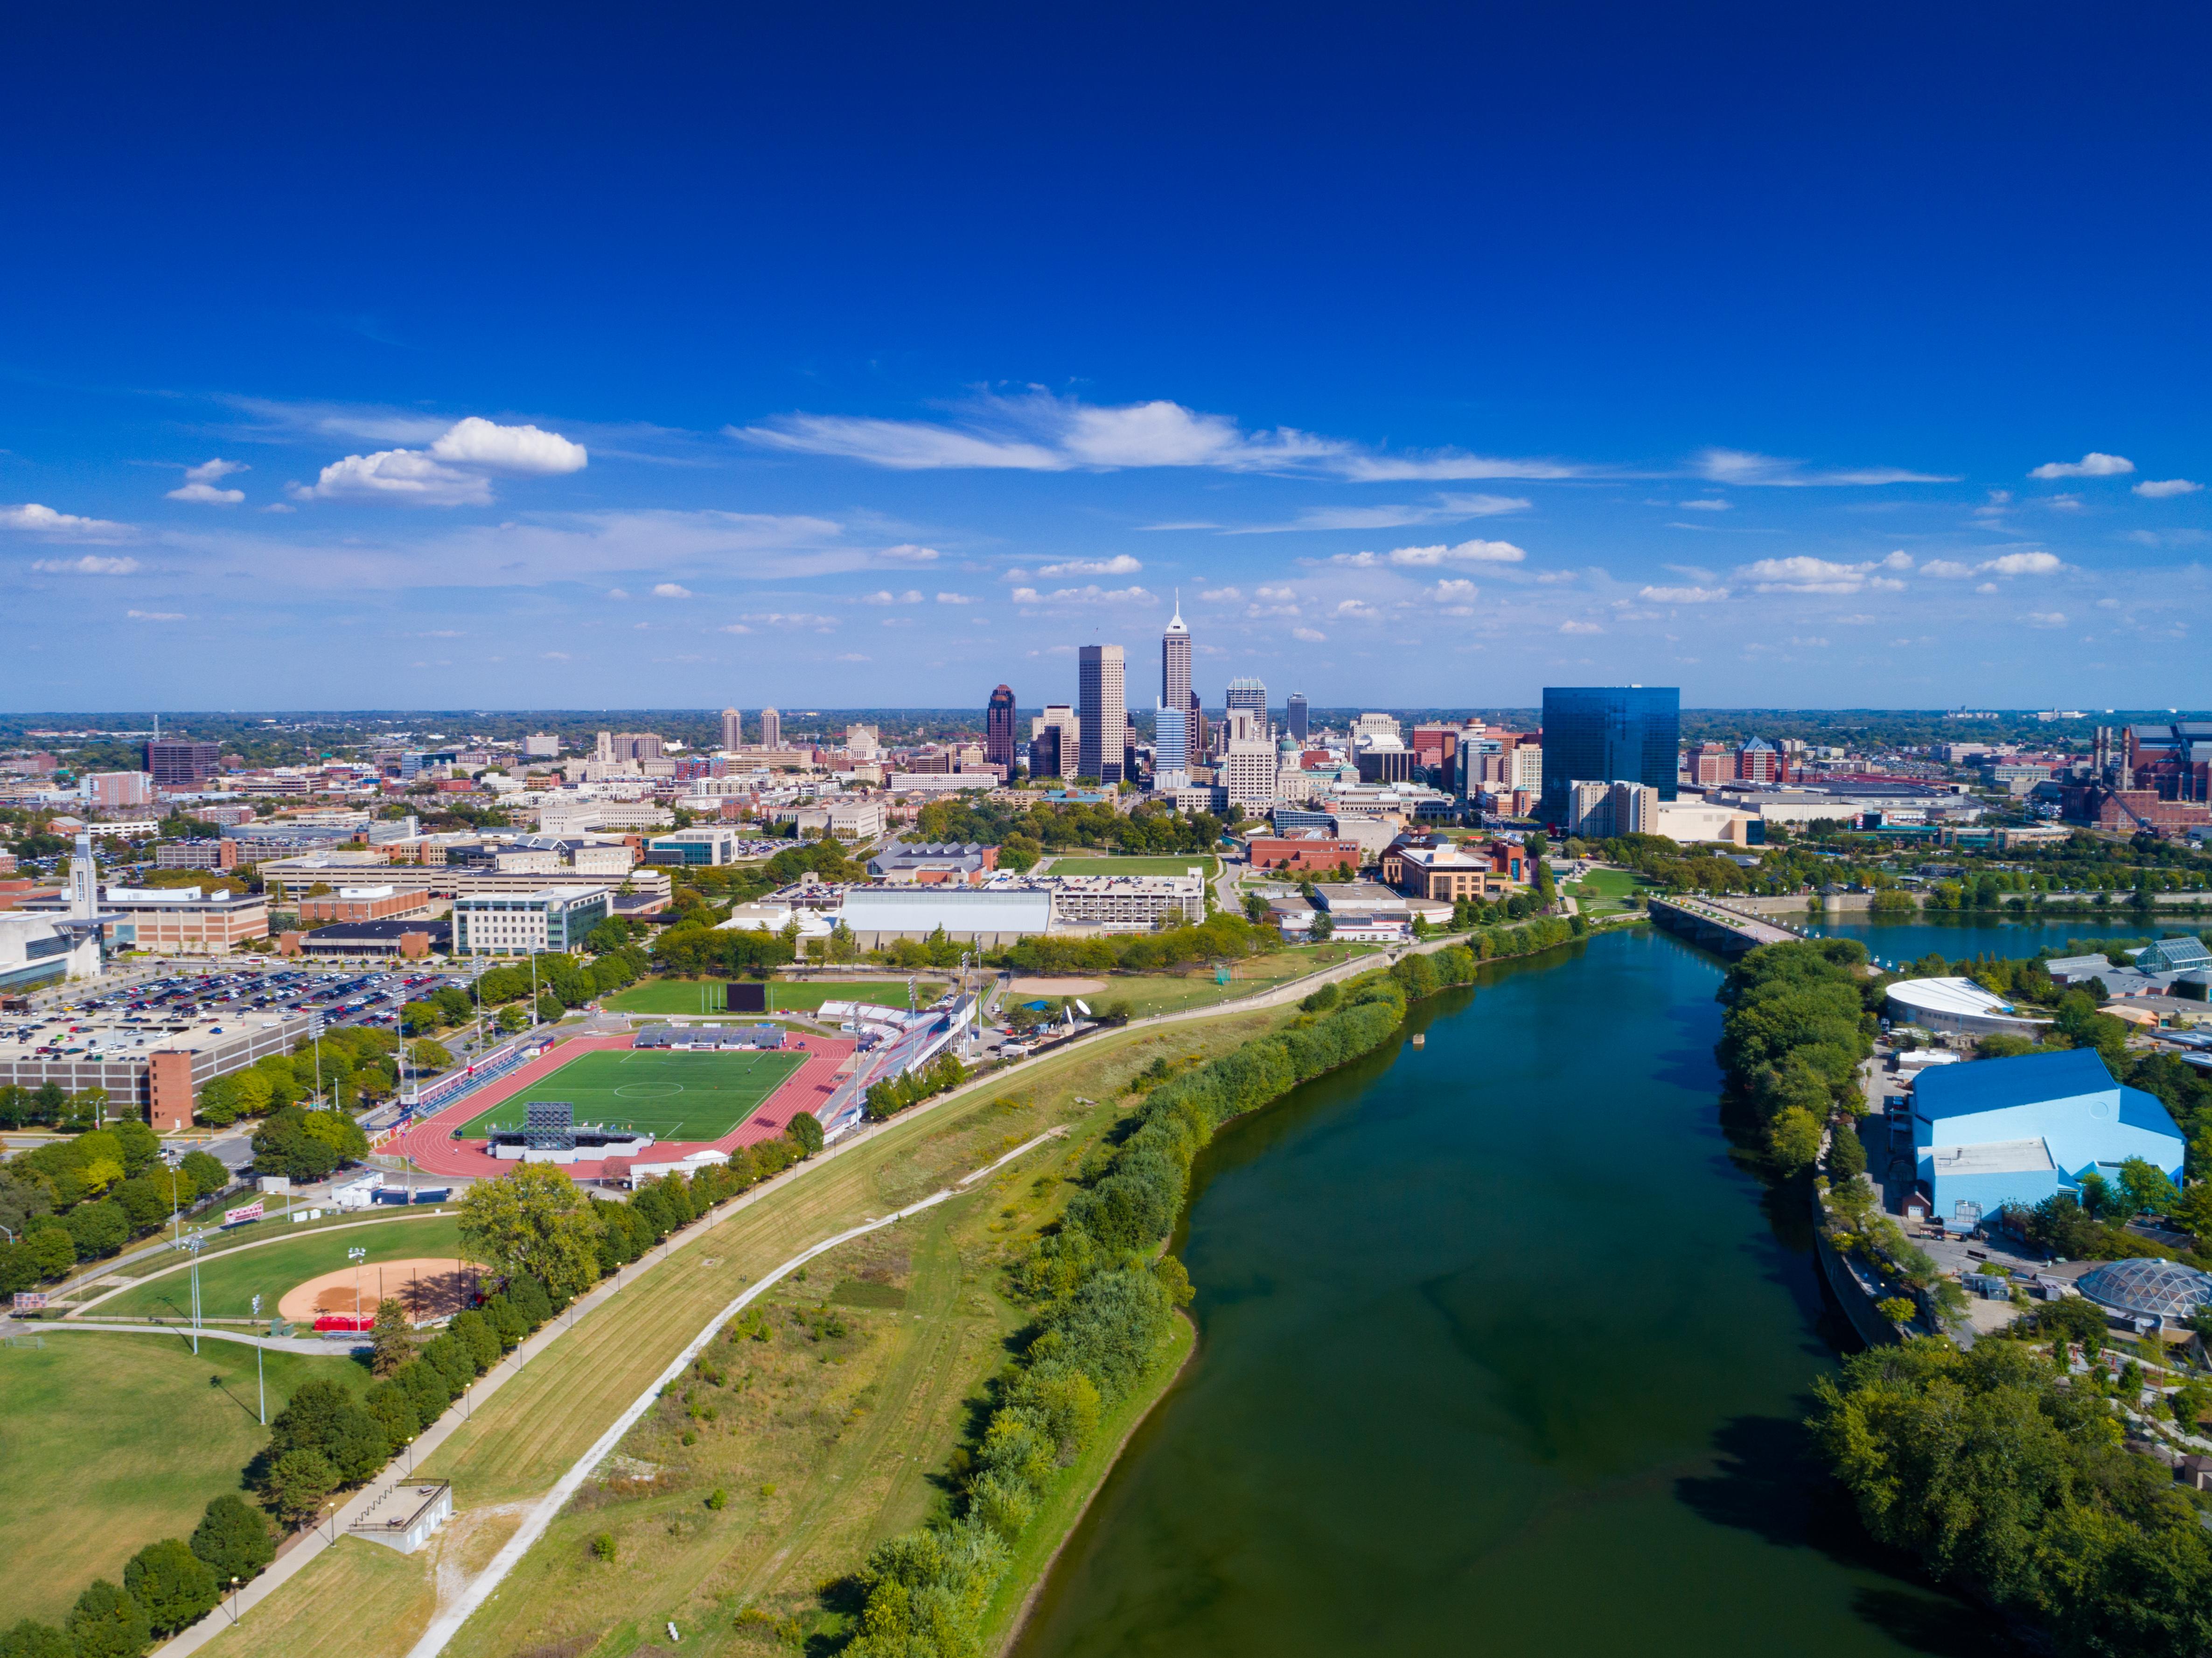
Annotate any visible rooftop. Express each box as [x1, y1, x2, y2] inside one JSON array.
[[1912, 1048, 2117, 1120], [1886, 975, 2045, 1023], [0, 1007, 311, 1065]]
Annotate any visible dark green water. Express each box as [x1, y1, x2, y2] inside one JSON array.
[[1012, 928, 1987, 1658]]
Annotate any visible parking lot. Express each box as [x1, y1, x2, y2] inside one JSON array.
[[8, 964, 481, 1050]]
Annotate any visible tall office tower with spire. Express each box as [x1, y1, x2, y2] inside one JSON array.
[[1162, 592, 1203, 763], [1287, 692, 1309, 741], [720, 708, 743, 751], [760, 707, 781, 750], [985, 684, 1018, 771], [1078, 644, 1126, 784]]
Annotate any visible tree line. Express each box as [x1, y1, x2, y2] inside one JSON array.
[[0, 1124, 230, 1294]]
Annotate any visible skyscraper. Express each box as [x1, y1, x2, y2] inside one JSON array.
[[1538, 686, 1680, 825], [1225, 676, 1268, 734], [760, 707, 782, 750], [985, 684, 1018, 771], [1162, 594, 1202, 763], [146, 739, 220, 788], [1286, 692, 1309, 742], [720, 708, 743, 751], [1078, 645, 1126, 784]]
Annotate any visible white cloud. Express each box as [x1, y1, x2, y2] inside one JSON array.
[[2026, 611, 2069, 627], [297, 417, 587, 505], [428, 417, 587, 474], [168, 458, 249, 504], [32, 553, 141, 575], [1695, 447, 1956, 487], [1291, 627, 1327, 642], [1663, 563, 1718, 581], [167, 481, 245, 505], [2135, 478, 2203, 498], [1732, 550, 1916, 592], [877, 543, 941, 563], [1676, 498, 1731, 511], [1919, 560, 1977, 578], [1982, 550, 2062, 576], [1035, 554, 1142, 578], [1428, 579, 1479, 601], [835, 652, 871, 662], [1015, 584, 1157, 606], [1331, 537, 1526, 569], [859, 589, 923, 605], [733, 389, 1591, 481], [542, 651, 571, 661], [1009, 586, 1040, 603], [2030, 452, 2132, 480], [297, 448, 492, 506], [126, 609, 185, 621], [1639, 584, 1731, 603], [935, 592, 973, 604], [1200, 586, 1243, 601], [740, 611, 840, 631], [719, 623, 753, 634], [606, 587, 631, 599], [1333, 599, 1380, 620], [651, 582, 693, 599], [1221, 494, 1530, 534], [1559, 620, 1605, 634], [1255, 585, 1296, 601], [3, 502, 132, 539]]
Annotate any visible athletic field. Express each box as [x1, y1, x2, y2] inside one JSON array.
[[456, 1047, 805, 1143]]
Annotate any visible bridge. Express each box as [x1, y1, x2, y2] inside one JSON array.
[[1648, 896, 1809, 959]]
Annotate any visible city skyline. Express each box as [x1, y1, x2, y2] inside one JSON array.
[[2, 10, 2208, 712]]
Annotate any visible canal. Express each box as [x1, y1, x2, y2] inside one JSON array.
[[1011, 925, 1990, 1658]]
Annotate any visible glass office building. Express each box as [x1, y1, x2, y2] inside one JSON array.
[[1539, 686, 1679, 825]]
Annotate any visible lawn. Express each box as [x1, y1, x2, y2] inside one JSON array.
[[1100, 942, 1380, 1018], [603, 977, 945, 1015], [195, 1005, 1291, 1658], [97, 1212, 466, 1323], [454, 1046, 805, 1142], [1560, 864, 1657, 914], [0, 1331, 371, 1624], [1044, 854, 1220, 878]]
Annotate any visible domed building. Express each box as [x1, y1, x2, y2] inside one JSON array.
[[2077, 1258, 2212, 1325]]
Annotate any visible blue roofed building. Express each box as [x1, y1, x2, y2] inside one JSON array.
[[1912, 1049, 2183, 1233]]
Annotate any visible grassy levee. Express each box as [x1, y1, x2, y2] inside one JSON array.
[[0, 1334, 372, 1625], [191, 1006, 1284, 1658], [95, 1212, 467, 1322]]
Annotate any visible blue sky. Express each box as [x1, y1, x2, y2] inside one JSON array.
[[3, 4, 2208, 713]]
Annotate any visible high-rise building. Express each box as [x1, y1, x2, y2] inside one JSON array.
[[760, 708, 782, 750], [1078, 645, 1126, 784], [720, 708, 744, 752], [609, 732, 663, 762], [1028, 726, 1062, 780], [1737, 737, 1781, 785], [84, 772, 152, 809], [1152, 697, 1189, 785], [1225, 676, 1268, 733], [523, 733, 562, 759], [146, 739, 220, 788], [986, 684, 1018, 771], [1161, 596, 1193, 759], [1287, 693, 1309, 741], [1538, 686, 1680, 825]]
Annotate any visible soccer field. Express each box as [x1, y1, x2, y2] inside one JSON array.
[[456, 1047, 806, 1143]]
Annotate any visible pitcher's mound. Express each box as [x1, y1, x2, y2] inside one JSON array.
[[279, 1257, 480, 1324], [1006, 977, 1108, 995]]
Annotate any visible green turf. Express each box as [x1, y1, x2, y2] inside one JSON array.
[[99, 1212, 466, 1322], [1044, 855, 1219, 878], [605, 977, 946, 1015], [456, 1046, 806, 1142], [0, 1332, 370, 1624]]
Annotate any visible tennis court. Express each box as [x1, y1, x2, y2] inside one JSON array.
[[455, 1046, 805, 1143]]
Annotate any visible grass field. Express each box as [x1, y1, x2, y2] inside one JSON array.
[[97, 1212, 466, 1323], [1045, 854, 1218, 878], [1560, 864, 1658, 915], [1102, 942, 1380, 1017], [0, 1332, 371, 1624], [195, 1003, 1290, 1658], [456, 1047, 805, 1143], [603, 978, 946, 1016]]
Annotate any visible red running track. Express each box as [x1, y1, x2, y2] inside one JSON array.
[[388, 1031, 858, 1181]]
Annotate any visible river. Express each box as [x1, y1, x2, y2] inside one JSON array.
[[1011, 926, 1994, 1658], [1804, 911, 2177, 968]]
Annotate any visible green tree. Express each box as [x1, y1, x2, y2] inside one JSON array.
[[0, 1619, 71, 1658], [188, 1494, 275, 1584], [123, 1538, 219, 1636], [785, 1111, 823, 1157], [63, 1581, 150, 1658], [1769, 1107, 1824, 1175], [370, 1297, 415, 1377], [458, 1164, 604, 1301], [265, 1450, 338, 1527], [2116, 1156, 2182, 1219], [179, 1149, 230, 1201]]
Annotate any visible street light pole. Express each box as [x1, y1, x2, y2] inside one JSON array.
[[251, 1293, 265, 1424]]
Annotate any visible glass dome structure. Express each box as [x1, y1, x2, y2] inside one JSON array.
[[2076, 1258, 2212, 1321]]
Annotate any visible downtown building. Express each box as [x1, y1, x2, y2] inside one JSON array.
[[1538, 686, 1680, 828]]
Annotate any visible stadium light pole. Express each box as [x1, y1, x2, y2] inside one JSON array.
[[349, 1246, 367, 1327], [174, 1229, 207, 1354], [251, 1293, 265, 1424]]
